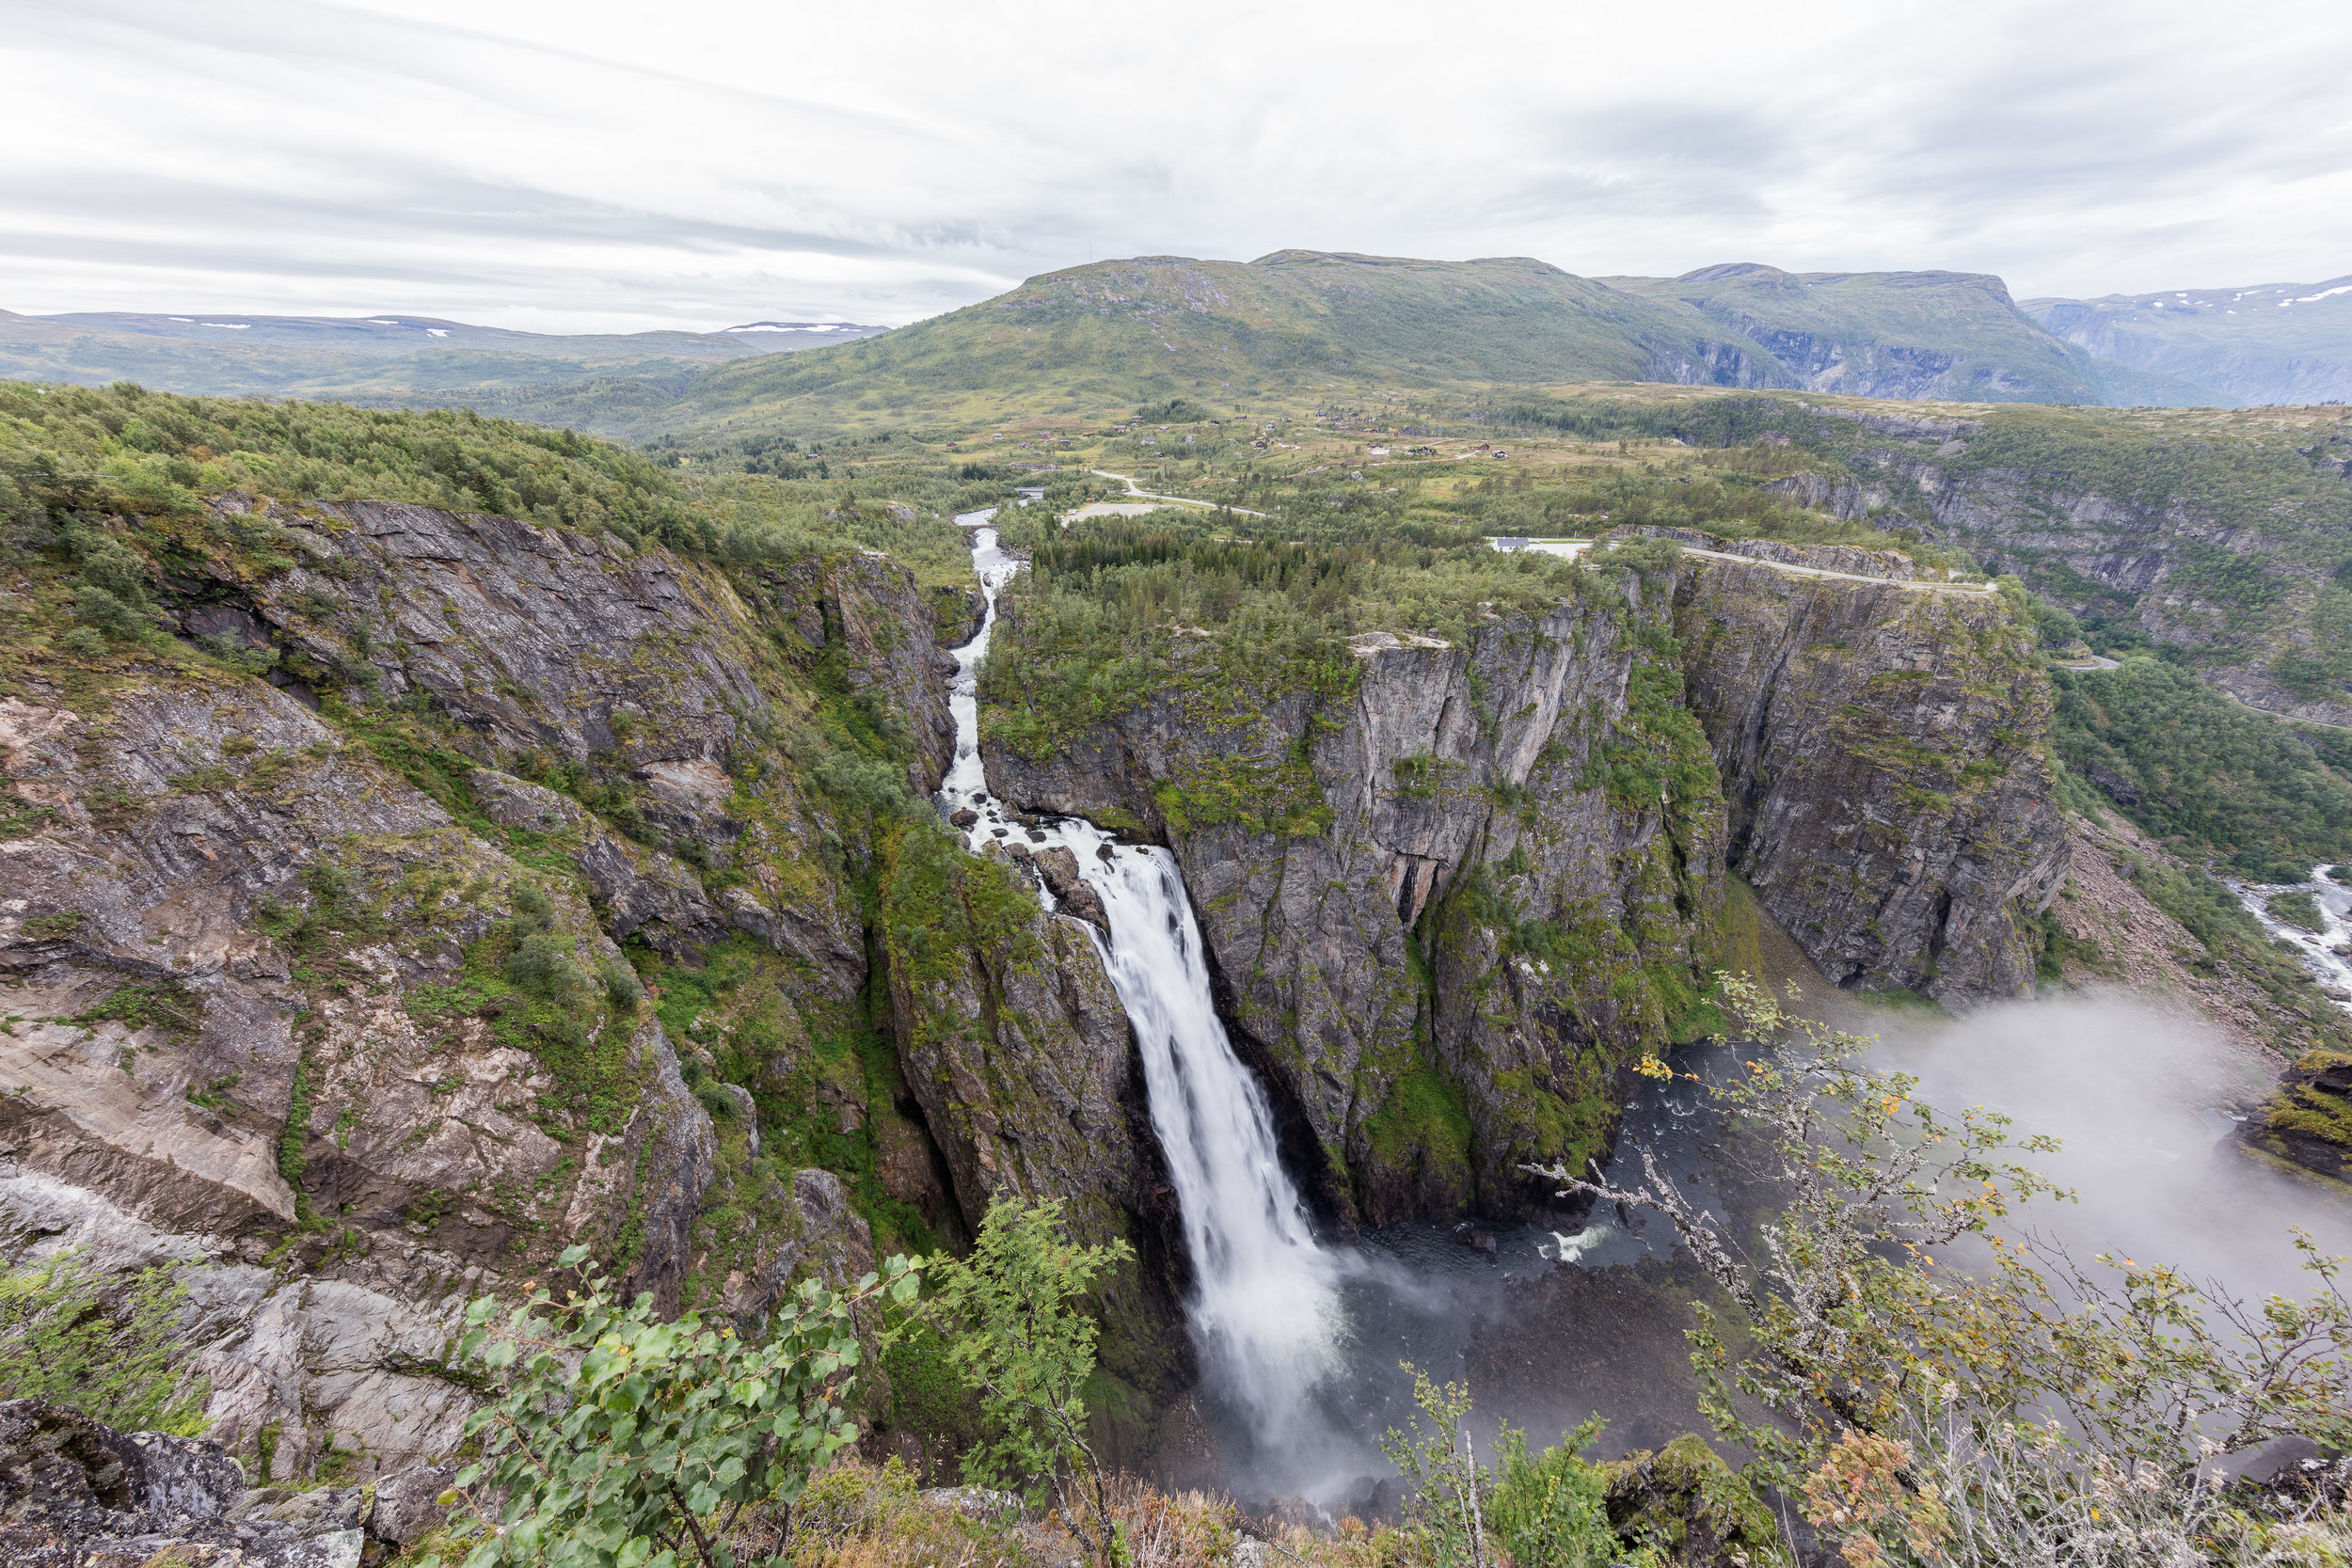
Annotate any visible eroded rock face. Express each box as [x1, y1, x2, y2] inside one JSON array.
[[0, 497, 962, 1483], [989, 587, 1727, 1224], [1671, 553, 2066, 1001], [988, 551, 2065, 1220]]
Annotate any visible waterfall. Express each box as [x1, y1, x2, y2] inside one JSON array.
[[939, 512, 1341, 1439]]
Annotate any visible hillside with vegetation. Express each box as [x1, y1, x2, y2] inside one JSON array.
[[24, 249, 2317, 445], [2, 379, 2350, 1565]]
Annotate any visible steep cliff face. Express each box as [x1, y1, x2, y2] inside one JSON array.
[[988, 582, 1726, 1224], [987, 549, 2063, 1223], [0, 492, 1171, 1481], [1764, 406, 2352, 726], [1669, 553, 2067, 1001]]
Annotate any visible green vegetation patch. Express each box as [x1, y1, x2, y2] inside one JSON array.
[[2051, 658, 2352, 881]]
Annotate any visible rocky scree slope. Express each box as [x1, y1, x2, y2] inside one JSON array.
[[981, 542, 2064, 1227], [0, 491, 1189, 1486]]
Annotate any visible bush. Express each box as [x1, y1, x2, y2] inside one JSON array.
[[425, 1243, 922, 1568], [922, 1196, 1133, 1565], [2268, 890, 2327, 933]]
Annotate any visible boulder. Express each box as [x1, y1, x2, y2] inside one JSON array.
[[1032, 847, 1108, 931], [1600, 1435, 1785, 1567]]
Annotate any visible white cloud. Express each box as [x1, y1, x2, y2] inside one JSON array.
[[0, 0, 2345, 331]]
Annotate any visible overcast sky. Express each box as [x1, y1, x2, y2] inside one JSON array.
[[5, 0, 2347, 333]]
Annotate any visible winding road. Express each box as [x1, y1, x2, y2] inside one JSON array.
[[1084, 469, 1269, 518], [1494, 537, 1997, 596]]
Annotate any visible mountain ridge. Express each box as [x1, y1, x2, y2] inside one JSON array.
[[2023, 275, 2352, 405]]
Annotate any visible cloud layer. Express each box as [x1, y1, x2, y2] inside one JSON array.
[[5, 0, 2347, 331]]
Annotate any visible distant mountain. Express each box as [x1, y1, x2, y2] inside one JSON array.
[[2021, 277, 2352, 406], [658, 250, 2216, 436], [17, 255, 2343, 440], [1598, 263, 2107, 404], [0, 309, 884, 403]]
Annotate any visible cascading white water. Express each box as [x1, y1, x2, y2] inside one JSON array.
[[939, 510, 1341, 1439], [2232, 863, 2352, 1015]]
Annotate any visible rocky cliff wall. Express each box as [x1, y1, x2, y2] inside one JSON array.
[[0, 493, 1180, 1483], [986, 548, 2066, 1223], [1763, 412, 2352, 727], [993, 582, 1724, 1225], [1669, 555, 2067, 1001]]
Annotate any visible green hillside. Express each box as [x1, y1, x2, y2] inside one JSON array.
[[649, 251, 1763, 436], [2022, 277, 2352, 405], [641, 252, 2261, 437]]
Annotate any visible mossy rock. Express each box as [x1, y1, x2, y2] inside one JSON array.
[[1600, 1435, 1787, 1568]]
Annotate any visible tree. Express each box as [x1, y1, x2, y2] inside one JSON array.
[[921, 1195, 1132, 1565], [426, 1244, 921, 1568], [1529, 974, 2352, 1566]]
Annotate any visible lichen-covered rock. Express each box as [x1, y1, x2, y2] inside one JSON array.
[[1600, 1434, 1787, 1568]]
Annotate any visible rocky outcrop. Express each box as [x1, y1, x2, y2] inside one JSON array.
[[990, 581, 1727, 1224], [1671, 550, 2065, 1000], [0, 494, 993, 1485], [0, 1397, 449, 1566]]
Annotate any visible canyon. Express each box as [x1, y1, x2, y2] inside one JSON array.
[[0, 481, 2068, 1499]]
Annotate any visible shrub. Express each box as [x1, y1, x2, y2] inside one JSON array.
[[2267, 890, 2327, 933], [921, 1196, 1133, 1565], [425, 1243, 922, 1568]]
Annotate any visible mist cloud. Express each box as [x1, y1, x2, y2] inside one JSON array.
[[1870, 991, 2352, 1308]]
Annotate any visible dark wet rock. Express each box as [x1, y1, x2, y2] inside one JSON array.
[[1033, 847, 1108, 931], [950, 808, 979, 828]]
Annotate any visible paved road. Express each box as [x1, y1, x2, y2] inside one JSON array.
[[1492, 536, 1997, 596], [1681, 545, 1997, 594]]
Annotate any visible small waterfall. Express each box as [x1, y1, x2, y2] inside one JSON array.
[[939, 511, 1341, 1440]]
